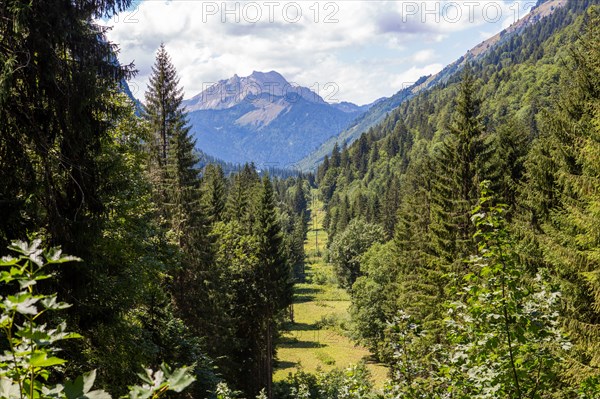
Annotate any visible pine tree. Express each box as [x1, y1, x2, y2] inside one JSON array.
[[391, 140, 445, 346], [143, 44, 213, 347], [0, 0, 133, 245], [253, 176, 293, 398], [225, 163, 260, 230], [289, 214, 307, 280], [145, 45, 185, 167], [430, 67, 488, 268], [291, 177, 308, 217], [331, 142, 341, 168], [143, 44, 201, 238], [381, 175, 401, 239], [143, 43, 204, 247], [487, 119, 530, 213], [202, 163, 227, 224], [526, 8, 600, 383]]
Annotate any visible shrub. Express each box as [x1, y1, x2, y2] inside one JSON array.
[[0, 239, 195, 399]]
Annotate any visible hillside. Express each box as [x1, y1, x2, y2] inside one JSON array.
[[307, 0, 600, 395], [316, 0, 595, 241], [294, 0, 568, 172]]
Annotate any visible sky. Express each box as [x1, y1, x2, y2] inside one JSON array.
[[104, 0, 538, 105]]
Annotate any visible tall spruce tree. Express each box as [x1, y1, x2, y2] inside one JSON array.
[[202, 163, 227, 224], [392, 141, 442, 333], [430, 67, 488, 268], [291, 177, 308, 217], [0, 0, 134, 248], [143, 44, 201, 236], [0, 1, 197, 392], [143, 44, 211, 344], [253, 176, 293, 398], [525, 7, 600, 383], [226, 163, 260, 229]]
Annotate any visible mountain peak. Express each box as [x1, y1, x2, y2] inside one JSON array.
[[184, 70, 326, 112]]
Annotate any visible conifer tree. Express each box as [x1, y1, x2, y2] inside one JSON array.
[[143, 44, 201, 238], [526, 8, 600, 383], [331, 142, 342, 168], [202, 163, 227, 224], [487, 119, 530, 213], [381, 175, 401, 238], [392, 141, 441, 330], [0, 0, 134, 247], [291, 177, 308, 217], [430, 67, 488, 267], [143, 44, 211, 345], [225, 163, 260, 229], [253, 176, 293, 398]]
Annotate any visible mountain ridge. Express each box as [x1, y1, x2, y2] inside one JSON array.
[[182, 71, 373, 166], [293, 0, 567, 171]]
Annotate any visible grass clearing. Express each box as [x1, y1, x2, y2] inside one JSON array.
[[274, 194, 388, 388]]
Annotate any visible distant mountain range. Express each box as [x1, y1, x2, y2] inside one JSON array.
[[123, 0, 565, 171], [182, 71, 376, 167]]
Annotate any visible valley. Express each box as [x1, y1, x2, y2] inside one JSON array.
[[4, 0, 600, 398], [274, 195, 388, 387]]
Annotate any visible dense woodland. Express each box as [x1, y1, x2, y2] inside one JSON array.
[[313, 0, 600, 396], [1, 0, 600, 398]]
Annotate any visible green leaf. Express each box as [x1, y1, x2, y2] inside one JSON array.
[[8, 240, 38, 256], [64, 374, 84, 399], [85, 390, 112, 399], [41, 296, 72, 310], [29, 352, 66, 367], [4, 293, 40, 315], [0, 377, 20, 399], [164, 365, 195, 393], [45, 248, 81, 264], [0, 256, 20, 266], [18, 279, 37, 290], [65, 371, 111, 399]]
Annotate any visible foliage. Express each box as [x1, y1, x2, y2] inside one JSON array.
[[0, 239, 194, 399], [329, 220, 384, 290], [523, 5, 600, 383], [383, 311, 441, 399], [440, 183, 568, 398], [0, 0, 134, 248], [349, 242, 397, 358], [313, 3, 600, 398], [275, 364, 374, 399]]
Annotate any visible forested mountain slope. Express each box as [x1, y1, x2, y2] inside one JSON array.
[[317, 0, 596, 241], [295, 0, 569, 172], [306, 0, 600, 396]]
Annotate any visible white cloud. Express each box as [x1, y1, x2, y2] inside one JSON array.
[[412, 49, 436, 63], [391, 63, 445, 89], [104, 0, 535, 104]]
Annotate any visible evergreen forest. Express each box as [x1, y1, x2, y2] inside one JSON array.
[[1, 0, 600, 398]]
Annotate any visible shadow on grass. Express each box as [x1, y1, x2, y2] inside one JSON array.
[[278, 338, 326, 349], [282, 322, 318, 331], [294, 286, 322, 303], [275, 360, 298, 370]]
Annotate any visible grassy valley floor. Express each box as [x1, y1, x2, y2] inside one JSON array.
[[274, 195, 388, 388]]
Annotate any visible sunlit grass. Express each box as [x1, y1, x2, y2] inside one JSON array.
[[274, 190, 388, 389]]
